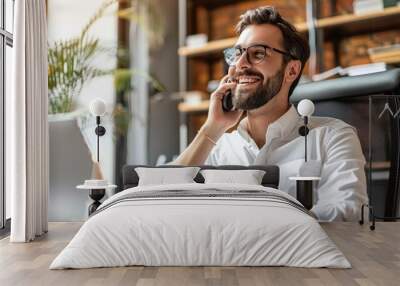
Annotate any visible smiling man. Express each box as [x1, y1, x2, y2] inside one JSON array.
[[172, 6, 368, 222]]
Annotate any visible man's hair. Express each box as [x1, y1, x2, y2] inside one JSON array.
[[235, 6, 310, 97]]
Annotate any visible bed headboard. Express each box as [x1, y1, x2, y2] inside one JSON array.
[[122, 165, 280, 190]]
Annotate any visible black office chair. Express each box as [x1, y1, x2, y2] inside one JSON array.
[[290, 68, 400, 230]]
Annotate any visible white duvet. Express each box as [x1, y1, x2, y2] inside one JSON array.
[[50, 183, 350, 269]]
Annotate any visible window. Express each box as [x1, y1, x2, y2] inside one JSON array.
[[0, 0, 14, 232]]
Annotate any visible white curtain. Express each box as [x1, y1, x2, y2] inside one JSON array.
[[7, 0, 49, 242]]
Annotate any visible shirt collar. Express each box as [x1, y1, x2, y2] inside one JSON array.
[[237, 105, 301, 143]]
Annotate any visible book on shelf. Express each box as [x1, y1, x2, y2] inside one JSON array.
[[368, 43, 400, 54], [352, 0, 400, 14], [368, 44, 400, 63], [312, 63, 387, 81], [186, 34, 208, 48], [353, 0, 384, 14], [383, 0, 400, 8]]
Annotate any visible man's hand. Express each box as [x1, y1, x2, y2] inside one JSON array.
[[170, 68, 243, 166], [202, 68, 243, 140]]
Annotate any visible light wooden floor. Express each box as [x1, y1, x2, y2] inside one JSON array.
[[0, 222, 399, 286]]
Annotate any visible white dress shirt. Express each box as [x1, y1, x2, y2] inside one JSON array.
[[205, 105, 368, 221]]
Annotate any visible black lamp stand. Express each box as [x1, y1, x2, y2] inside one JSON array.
[[88, 189, 105, 215], [88, 116, 107, 216], [95, 116, 106, 162], [296, 116, 314, 210]]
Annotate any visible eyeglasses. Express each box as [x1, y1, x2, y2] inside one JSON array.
[[223, 44, 297, 66]]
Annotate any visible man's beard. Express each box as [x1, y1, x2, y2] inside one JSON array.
[[232, 66, 285, 110]]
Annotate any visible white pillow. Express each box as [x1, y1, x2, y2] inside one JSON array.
[[135, 167, 200, 186], [200, 169, 266, 185]]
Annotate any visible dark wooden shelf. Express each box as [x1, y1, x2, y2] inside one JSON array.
[[178, 100, 209, 113], [319, 6, 400, 39], [178, 37, 237, 57], [191, 0, 255, 9], [178, 6, 400, 58], [178, 22, 308, 57]]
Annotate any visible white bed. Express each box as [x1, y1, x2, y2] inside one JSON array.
[[50, 183, 350, 269]]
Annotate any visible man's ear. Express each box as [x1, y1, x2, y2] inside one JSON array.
[[285, 60, 302, 83]]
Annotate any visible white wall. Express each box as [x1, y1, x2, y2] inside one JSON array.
[[47, 0, 117, 184]]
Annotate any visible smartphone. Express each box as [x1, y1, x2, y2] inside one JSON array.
[[222, 76, 235, 112], [222, 90, 234, 112]]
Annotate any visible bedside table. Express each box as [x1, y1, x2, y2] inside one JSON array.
[[77, 184, 117, 215]]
